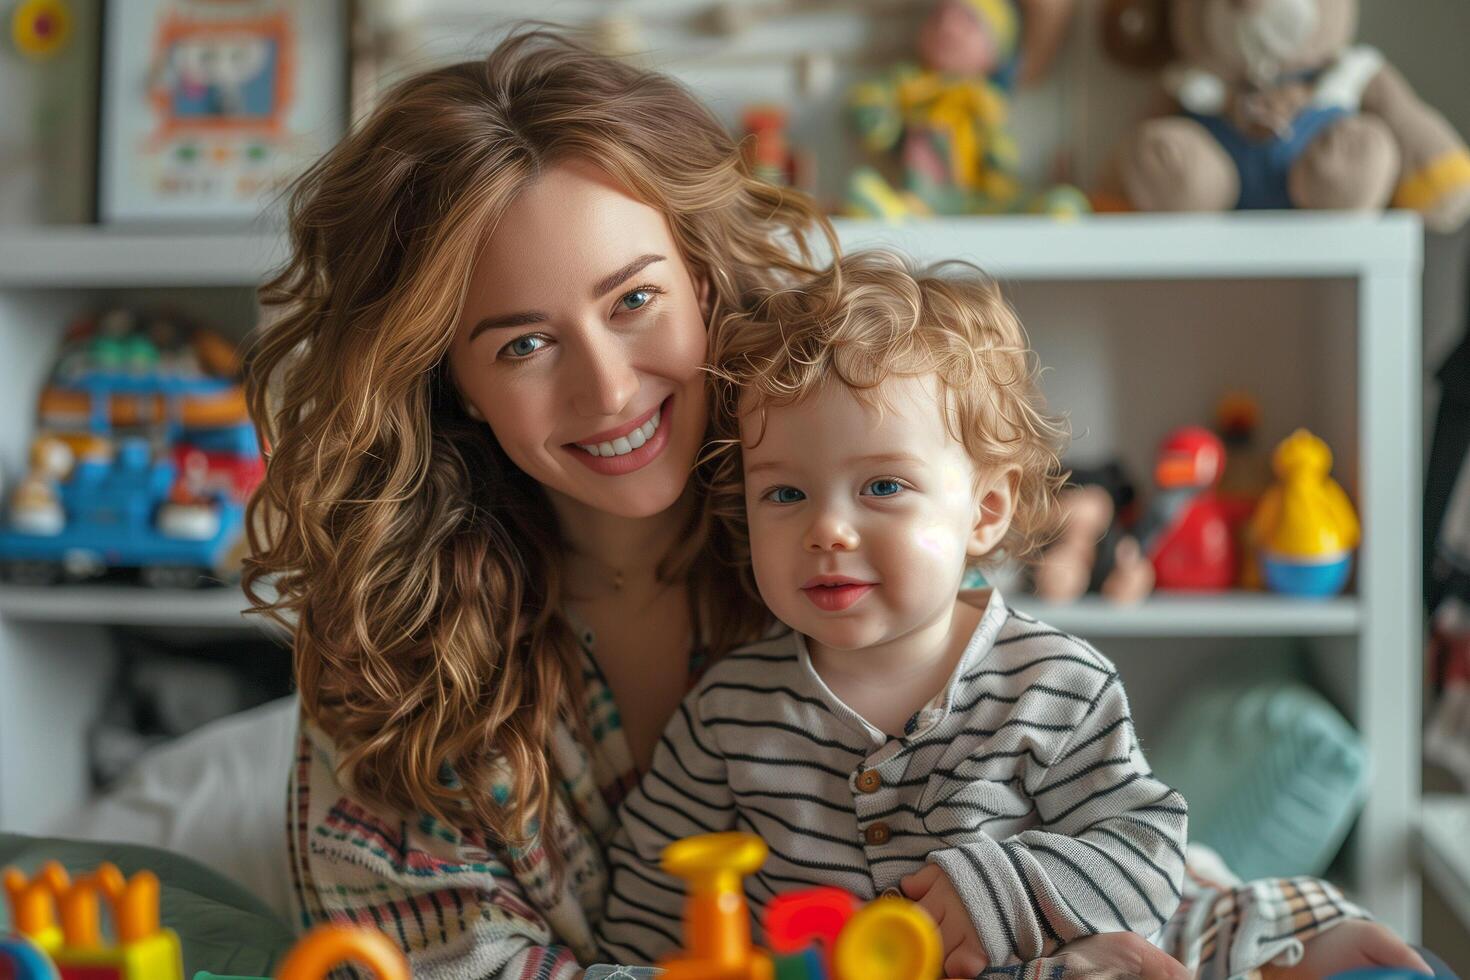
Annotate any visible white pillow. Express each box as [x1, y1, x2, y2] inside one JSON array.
[[54, 695, 299, 923]]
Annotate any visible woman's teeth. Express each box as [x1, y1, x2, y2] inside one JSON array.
[[577, 407, 661, 457]]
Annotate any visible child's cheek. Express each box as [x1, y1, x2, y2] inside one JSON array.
[[913, 522, 961, 561]]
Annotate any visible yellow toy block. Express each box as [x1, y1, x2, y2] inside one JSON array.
[[2, 862, 183, 980]]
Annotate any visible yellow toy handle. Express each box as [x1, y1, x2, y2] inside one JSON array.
[[275, 925, 410, 980], [659, 833, 773, 980]]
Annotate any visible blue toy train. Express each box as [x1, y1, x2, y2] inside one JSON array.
[[0, 311, 263, 588]]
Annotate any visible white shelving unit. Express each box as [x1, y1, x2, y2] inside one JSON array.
[[1421, 794, 1470, 934], [0, 212, 1423, 939]]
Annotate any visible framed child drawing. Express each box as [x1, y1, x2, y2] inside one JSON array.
[[97, 0, 348, 225]]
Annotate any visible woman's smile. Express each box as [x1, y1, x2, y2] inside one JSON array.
[[566, 395, 675, 476]]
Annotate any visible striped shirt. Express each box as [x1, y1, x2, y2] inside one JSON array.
[[289, 598, 1371, 979], [599, 589, 1188, 967]]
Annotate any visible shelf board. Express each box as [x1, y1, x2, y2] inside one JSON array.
[[0, 226, 286, 288], [1421, 793, 1470, 933], [0, 582, 1357, 637], [0, 583, 273, 629], [1011, 592, 1361, 637], [833, 210, 1422, 279], [0, 211, 1420, 290]]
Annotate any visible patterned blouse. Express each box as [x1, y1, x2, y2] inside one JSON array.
[[287, 621, 1370, 980]]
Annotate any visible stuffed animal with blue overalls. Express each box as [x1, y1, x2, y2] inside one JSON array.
[[1111, 0, 1470, 233]]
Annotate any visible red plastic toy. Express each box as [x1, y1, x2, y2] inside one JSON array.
[[1138, 426, 1237, 591]]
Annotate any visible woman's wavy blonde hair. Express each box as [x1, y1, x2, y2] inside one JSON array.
[[703, 250, 1069, 604], [243, 29, 834, 862]]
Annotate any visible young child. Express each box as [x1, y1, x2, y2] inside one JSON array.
[[596, 251, 1188, 977]]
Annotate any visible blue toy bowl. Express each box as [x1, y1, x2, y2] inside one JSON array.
[[1263, 551, 1353, 598]]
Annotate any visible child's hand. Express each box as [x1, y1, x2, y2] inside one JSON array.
[[900, 863, 989, 979], [1259, 921, 1432, 980]]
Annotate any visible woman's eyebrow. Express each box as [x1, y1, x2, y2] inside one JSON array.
[[469, 309, 548, 342], [468, 254, 666, 343], [594, 254, 665, 298]]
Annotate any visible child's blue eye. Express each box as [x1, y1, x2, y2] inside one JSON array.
[[865, 479, 904, 497], [765, 486, 805, 504], [620, 289, 653, 311], [501, 335, 547, 359]]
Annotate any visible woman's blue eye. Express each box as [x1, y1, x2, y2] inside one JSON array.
[[620, 289, 652, 312], [865, 479, 904, 497], [766, 487, 805, 504], [502, 335, 546, 359]]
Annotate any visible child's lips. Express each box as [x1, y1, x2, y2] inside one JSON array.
[[802, 583, 875, 611]]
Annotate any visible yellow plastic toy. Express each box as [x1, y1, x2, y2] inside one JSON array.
[[2, 861, 409, 980], [2, 861, 184, 980], [1249, 429, 1361, 598], [657, 832, 942, 980]]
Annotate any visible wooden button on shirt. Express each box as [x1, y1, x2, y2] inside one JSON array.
[[855, 769, 882, 793], [863, 822, 891, 845]]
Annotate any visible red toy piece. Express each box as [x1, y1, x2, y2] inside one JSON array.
[[764, 886, 858, 977], [1138, 426, 1237, 591]]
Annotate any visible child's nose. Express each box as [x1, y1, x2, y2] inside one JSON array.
[[803, 511, 860, 552]]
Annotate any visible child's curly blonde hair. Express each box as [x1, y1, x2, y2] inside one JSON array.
[[702, 250, 1069, 598]]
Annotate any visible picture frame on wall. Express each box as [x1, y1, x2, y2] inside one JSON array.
[[97, 0, 348, 225]]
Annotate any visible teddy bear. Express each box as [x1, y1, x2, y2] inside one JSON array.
[[846, 0, 1088, 218], [1107, 0, 1470, 232]]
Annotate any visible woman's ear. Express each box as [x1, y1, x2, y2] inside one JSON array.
[[696, 271, 715, 323], [967, 467, 1021, 558]]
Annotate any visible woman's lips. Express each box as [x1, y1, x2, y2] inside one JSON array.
[[565, 395, 672, 476], [802, 583, 875, 611]]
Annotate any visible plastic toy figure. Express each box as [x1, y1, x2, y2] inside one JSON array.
[[846, 0, 1087, 218], [740, 104, 811, 191], [1250, 429, 1360, 598], [0, 311, 263, 587], [7, 438, 72, 537], [1214, 392, 1270, 589], [1030, 461, 1156, 604], [1, 861, 184, 980], [1136, 426, 1237, 591], [2, 861, 408, 980]]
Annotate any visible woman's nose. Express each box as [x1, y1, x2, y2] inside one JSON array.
[[570, 331, 640, 418], [804, 509, 860, 552]]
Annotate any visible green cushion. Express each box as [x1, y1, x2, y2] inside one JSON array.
[[0, 833, 295, 977], [1149, 680, 1368, 881]]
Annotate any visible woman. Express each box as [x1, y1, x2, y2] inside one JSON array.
[[244, 29, 1429, 980]]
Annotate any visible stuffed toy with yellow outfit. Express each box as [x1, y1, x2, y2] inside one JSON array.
[[1110, 0, 1470, 232], [847, 0, 1087, 218]]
